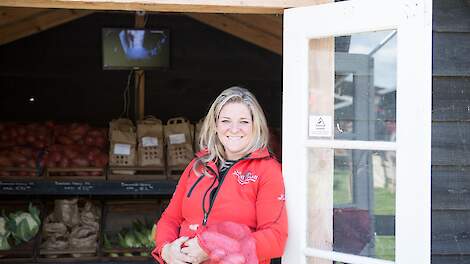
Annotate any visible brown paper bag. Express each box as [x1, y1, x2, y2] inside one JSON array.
[[137, 117, 164, 167], [164, 117, 194, 168], [109, 118, 136, 173], [194, 117, 205, 152], [54, 198, 79, 228]]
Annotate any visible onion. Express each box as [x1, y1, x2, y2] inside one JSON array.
[[59, 158, 70, 168], [57, 136, 73, 145], [0, 157, 12, 167], [72, 158, 89, 167]]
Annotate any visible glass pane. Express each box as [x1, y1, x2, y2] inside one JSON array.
[[308, 30, 396, 141], [307, 149, 396, 261]]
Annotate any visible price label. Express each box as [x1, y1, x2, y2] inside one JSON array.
[[54, 181, 94, 192], [0, 181, 35, 192], [120, 182, 154, 192], [114, 143, 131, 155], [142, 137, 158, 147], [169, 134, 186, 144]]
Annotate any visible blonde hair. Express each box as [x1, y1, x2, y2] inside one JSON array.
[[193, 86, 269, 175]]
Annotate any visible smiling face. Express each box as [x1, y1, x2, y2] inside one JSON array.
[[216, 102, 254, 160]]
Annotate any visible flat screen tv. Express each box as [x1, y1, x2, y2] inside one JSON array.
[[102, 28, 170, 70]]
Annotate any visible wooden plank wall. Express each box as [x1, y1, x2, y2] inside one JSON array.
[[0, 11, 282, 127], [432, 1, 470, 263]]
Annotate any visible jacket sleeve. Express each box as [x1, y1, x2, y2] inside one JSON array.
[[252, 161, 288, 262], [152, 160, 194, 264]]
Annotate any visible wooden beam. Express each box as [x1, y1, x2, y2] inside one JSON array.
[[0, 8, 92, 45], [135, 12, 145, 121], [0, 7, 48, 27], [187, 13, 282, 54], [231, 14, 283, 37], [0, 0, 328, 14]]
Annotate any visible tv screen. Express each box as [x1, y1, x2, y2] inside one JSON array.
[[102, 28, 169, 70]]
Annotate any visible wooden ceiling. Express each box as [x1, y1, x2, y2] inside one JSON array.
[[0, 7, 282, 54], [0, 7, 93, 46]]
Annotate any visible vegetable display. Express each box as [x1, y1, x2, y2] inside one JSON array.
[[0, 203, 41, 251], [0, 147, 40, 176], [0, 217, 11, 250], [41, 199, 101, 258], [104, 219, 156, 257], [0, 122, 53, 149], [0, 122, 108, 177], [43, 144, 108, 175]]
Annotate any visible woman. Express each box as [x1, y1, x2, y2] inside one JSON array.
[[153, 87, 287, 264]]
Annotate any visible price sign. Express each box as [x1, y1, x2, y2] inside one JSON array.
[[0, 181, 35, 193]]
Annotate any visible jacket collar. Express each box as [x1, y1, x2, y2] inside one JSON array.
[[195, 147, 270, 160]]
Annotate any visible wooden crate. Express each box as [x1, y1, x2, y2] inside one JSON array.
[[101, 200, 160, 260], [167, 165, 185, 181], [108, 166, 166, 181], [0, 167, 39, 179], [37, 248, 99, 263], [45, 167, 106, 180], [38, 199, 102, 262], [0, 201, 42, 263]]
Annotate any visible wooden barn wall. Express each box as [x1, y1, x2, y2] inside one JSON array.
[[432, 1, 470, 263], [0, 12, 282, 128]]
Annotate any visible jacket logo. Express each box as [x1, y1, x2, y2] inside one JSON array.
[[234, 170, 258, 185]]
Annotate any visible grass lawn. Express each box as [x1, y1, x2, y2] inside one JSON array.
[[375, 235, 395, 260], [333, 169, 396, 260]]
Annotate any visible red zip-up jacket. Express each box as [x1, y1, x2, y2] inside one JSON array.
[[153, 148, 288, 264]]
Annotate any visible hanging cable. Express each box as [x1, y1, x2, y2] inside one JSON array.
[[121, 70, 134, 118]]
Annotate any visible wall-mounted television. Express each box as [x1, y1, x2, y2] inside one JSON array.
[[102, 28, 169, 70]]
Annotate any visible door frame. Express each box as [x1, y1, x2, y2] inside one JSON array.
[[282, 0, 432, 263]]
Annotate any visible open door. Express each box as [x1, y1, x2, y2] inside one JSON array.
[[282, 0, 432, 263]]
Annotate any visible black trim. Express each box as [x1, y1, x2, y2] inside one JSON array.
[[187, 175, 204, 198], [202, 174, 218, 225]]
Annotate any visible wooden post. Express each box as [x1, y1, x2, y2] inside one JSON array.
[[135, 12, 145, 121]]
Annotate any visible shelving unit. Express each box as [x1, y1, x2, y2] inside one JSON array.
[[0, 179, 177, 195], [0, 178, 175, 263]]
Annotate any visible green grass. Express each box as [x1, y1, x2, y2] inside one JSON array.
[[333, 169, 396, 260], [375, 235, 395, 261], [333, 169, 353, 204], [334, 169, 396, 215], [374, 187, 395, 215]]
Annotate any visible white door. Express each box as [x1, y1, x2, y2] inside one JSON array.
[[282, 0, 432, 263]]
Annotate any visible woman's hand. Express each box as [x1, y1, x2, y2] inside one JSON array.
[[181, 237, 209, 264], [161, 236, 196, 264]]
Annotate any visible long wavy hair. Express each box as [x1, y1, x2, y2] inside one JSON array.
[[193, 86, 269, 176]]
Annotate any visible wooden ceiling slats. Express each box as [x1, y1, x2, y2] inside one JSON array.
[[226, 14, 282, 38], [0, 7, 50, 27], [0, 0, 299, 52], [0, 9, 92, 45], [187, 13, 282, 54]]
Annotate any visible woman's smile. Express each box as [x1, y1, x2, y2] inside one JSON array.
[[216, 102, 253, 160]]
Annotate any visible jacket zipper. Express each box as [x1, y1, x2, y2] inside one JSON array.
[[201, 160, 241, 226]]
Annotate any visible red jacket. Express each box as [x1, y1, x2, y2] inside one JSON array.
[[153, 148, 288, 264]]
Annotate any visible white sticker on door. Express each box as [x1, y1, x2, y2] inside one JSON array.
[[309, 115, 332, 137]]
